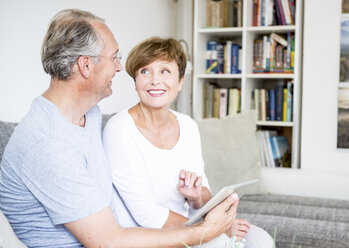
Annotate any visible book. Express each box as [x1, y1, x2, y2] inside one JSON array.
[[224, 41, 232, 73], [228, 88, 240, 115], [206, 41, 217, 74], [253, 88, 260, 120], [263, 130, 277, 167], [253, 39, 264, 70], [271, 136, 291, 167], [260, 89, 266, 121], [203, 82, 215, 118], [269, 135, 279, 167], [270, 33, 288, 47], [269, 89, 276, 121], [283, 88, 287, 121], [219, 88, 228, 118], [275, 84, 283, 121], [286, 81, 293, 122], [217, 43, 225, 74], [231, 44, 240, 74], [213, 87, 221, 118]]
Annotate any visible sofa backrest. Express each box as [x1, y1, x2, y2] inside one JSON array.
[[0, 121, 17, 164]]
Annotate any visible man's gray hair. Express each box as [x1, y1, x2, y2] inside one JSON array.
[[41, 9, 105, 81]]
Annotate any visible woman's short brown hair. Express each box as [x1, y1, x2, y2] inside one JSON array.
[[126, 37, 187, 81]]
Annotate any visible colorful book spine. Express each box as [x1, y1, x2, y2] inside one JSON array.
[[231, 44, 240, 74], [206, 41, 217, 74], [286, 81, 293, 122], [275, 85, 283, 121], [217, 43, 224, 74], [269, 89, 276, 121], [283, 88, 287, 121]]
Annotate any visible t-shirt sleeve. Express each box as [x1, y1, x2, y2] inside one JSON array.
[[19, 140, 110, 225], [103, 115, 169, 228]]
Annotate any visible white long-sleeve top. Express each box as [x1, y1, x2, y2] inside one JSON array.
[[102, 109, 210, 228]]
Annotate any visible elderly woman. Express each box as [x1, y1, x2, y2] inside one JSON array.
[[103, 37, 273, 247]]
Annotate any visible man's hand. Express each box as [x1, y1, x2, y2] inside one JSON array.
[[199, 193, 239, 242], [225, 218, 250, 240], [177, 169, 202, 201]]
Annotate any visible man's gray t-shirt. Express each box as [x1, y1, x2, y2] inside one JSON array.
[[0, 96, 117, 247]]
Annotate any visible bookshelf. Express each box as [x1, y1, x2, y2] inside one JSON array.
[[192, 0, 303, 169]]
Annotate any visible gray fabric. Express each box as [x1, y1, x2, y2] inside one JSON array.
[[196, 110, 267, 195], [0, 121, 17, 163], [238, 194, 349, 248]]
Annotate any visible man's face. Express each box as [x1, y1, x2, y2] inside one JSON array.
[[89, 21, 122, 101]]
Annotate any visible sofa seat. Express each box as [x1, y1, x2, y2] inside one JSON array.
[[238, 194, 349, 247]]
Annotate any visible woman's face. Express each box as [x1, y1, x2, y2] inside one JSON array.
[[135, 59, 184, 110]]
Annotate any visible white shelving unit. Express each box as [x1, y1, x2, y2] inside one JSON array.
[[193, 0, 303, 168]]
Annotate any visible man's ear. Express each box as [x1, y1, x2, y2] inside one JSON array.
[[77, 56, 92, 78]]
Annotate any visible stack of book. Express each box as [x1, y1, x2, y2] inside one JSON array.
[[203, 82, 241, 119], [206, 40, 242, 74], [252, 81, 293, 122], [206, 0, 243, 28], [256, 130, 291, 168], [253, 32, 294, 73], [252, 0, 296, 26]]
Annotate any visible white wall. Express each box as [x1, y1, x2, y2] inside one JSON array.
[[0, 0, 176, 122], [301, 0, 349, 174]]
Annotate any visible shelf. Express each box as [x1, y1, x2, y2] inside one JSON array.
[[246, 73, 294, 79], [197, 27, 243, 36], [196, 74, 242, 79], [246, 25, 296, 34], [257, 121, 294, 127], [338, 82, 349, 88]]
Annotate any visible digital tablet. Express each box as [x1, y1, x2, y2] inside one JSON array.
[[185, 179, 259, 226]]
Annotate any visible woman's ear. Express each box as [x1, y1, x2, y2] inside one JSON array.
[[77, 56, 92, 78], [178, 76, 185, 92]]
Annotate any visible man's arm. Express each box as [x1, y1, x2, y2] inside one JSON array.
[[64, 194, 238, 248]]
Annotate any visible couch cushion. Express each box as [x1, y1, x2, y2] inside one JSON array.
[[238, 194, 349, 248], [0, 210, 27, 248], [0, 121, 17, 164], [196, 110, 266, 195]]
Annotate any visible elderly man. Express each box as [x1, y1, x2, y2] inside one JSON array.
[[0, 9, 238, 248]]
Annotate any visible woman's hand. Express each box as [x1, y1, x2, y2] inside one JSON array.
[[225, 218, 250, 240], [177, 169, 202, 201]]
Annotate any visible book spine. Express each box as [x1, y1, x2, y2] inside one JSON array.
[[253, 39, 263, 70], [286, 32, 291, 69], [219, 88, 228, 118], [225, 41, 232, 73], [266, 89, 270, 120], [231, 44, 240, 74], [206, 41, 217, 74], [217, 43, 224, 74], [287, 81, 293, 122], [254, 88, 260, 120], [269, 89, 275, 121], [260, 0, 265, 26], [275, 85, 283, 121], [281, 0, 292, 25], [260, 89, 266, 121], [253, 0, 258, 26], [213, 88, 221, 118], [277, 0, 286, 25], [283, 88, 287, 121]]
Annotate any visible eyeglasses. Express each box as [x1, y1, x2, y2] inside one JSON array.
[[99, 52, 122, 64]]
